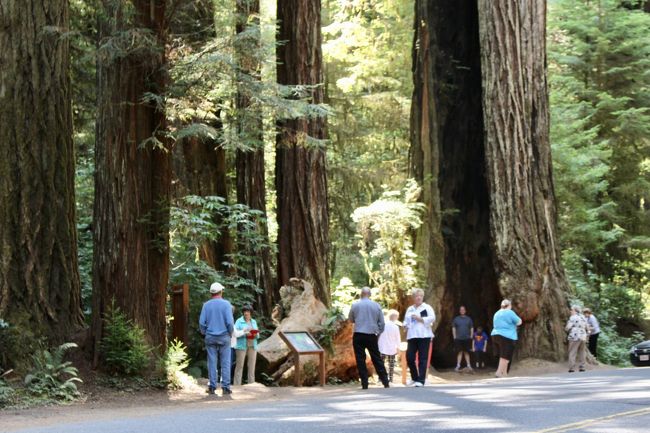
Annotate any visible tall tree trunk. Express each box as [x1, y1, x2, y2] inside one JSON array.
[[91, 0, 171, 360], [409, 0, 447, 313], [235, 0, 275, 315], [478, 0, 568, 359], [409, 0, 500, 364], [276, 0, 330, 305], [0, 0, 83, 356], [175, 117, 234, 272]]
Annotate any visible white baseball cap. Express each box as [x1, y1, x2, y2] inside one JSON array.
[[210, 282, 224, 294]]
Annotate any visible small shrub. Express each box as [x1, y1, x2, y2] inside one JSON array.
[[598, 326, 644, 366], [0, 378, 15, 408], [24, 343, 82, 401], [160, 339, 193, 390], [100, 302, 152, 376]]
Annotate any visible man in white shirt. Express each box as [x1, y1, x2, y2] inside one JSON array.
[[378, 309, 401, 383]]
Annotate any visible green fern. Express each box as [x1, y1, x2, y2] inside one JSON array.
[[24, 343, 82, 401]]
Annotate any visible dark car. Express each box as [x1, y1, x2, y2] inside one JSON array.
[[630, 340, 650, 366]]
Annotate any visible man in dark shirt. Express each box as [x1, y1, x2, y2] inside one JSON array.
[[452, 305, 474, 372], [348, 287, 390, 389]]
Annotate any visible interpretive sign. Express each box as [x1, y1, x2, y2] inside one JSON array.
[[279, 331, 326, 387]]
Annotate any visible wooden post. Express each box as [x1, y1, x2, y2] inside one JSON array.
[[171, 284, 189, 345], [293, 352, 301, 387], [319, 351, 326, 386]]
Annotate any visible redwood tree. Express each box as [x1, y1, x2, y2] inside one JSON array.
[[0, 0, 83, 354], [477, 0, 568, 359], [411, 0, 568, 362], [235, 0, 275, 313], [91, 0, 171, 358], [275, 0, 330, 305]]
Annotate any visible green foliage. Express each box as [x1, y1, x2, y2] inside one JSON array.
[[351, 180, 424, 308], [24, 343, 82, 401], [549, 0, 650, 288], [0, 378, 15, 408], [331, 277, 358, 317], [100, 303, 152, 376], [159, 339, 193, 390], [323, 0, 413, 288], [318, 308, 346, 354], [598, 327, 643, 366]]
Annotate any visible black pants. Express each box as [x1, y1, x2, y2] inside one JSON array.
[[353, 333, 389, 387], [407, 338, 431, 384], [473, 350, 486, 367], [588, 333, 599, 358]]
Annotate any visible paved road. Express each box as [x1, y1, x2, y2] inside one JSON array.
[[6, 368, 650, 433]]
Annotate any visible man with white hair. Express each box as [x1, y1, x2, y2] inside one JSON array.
[[348, 287, 390, 389], [199, 282, 234, 395]]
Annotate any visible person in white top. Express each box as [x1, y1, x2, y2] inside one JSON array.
[[403, 288, 436, 386], [378, 309, 401, 383]]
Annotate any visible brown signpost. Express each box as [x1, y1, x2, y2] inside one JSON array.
[[279, 331, 326, 387], [171, 284, 189, 345]]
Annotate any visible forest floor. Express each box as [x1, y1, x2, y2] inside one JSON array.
[[1, 357, 615, 432]]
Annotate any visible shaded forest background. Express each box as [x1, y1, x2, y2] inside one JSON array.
[[1, 0, 649, 389]]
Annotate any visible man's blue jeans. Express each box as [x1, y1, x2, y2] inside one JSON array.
[[206, 334, 231, 389]]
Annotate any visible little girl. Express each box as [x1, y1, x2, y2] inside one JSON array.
[[378, 309, 401, 382]]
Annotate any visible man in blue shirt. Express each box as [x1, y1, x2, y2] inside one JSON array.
[[199, 282, 234, 395]]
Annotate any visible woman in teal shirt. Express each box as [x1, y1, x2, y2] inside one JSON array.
[[233, 305, 259, 385], [491, 299, 522, 378]]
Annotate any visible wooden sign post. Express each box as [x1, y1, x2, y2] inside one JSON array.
[[171, 284, 189, 346], [279, 331, 326, 387]]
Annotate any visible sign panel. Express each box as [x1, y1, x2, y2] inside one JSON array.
[[280, 331, 323, 353]]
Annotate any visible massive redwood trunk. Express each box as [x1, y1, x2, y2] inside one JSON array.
[[409, 0, 500, 365], [410, 0, 568, 364], [275, 0, 330, 306], [91, 0, 171, 359], [0, 0, 83, 358], [477, 0, 568, 359], [235, 0, 276, 314]]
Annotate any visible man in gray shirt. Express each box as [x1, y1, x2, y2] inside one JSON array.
[[452, 305, 474, 372], [348, 287, 390, 389]]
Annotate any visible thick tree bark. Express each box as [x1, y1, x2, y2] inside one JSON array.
[[91, 0, 170, 359], [409, 0, 447, 313], [235, 0, 276, 315], [276, 0, 330, 305], [477, 0, 568, 359], [409, 0, 500, 364], [0, 0, 83, 351]]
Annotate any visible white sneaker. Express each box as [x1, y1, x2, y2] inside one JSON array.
[[414, 382, 424, 387], [406, 379, 416, 386], [454, 365, 461, 372]]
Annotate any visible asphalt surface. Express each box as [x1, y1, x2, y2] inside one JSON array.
[[5, 368, 650, 433]]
